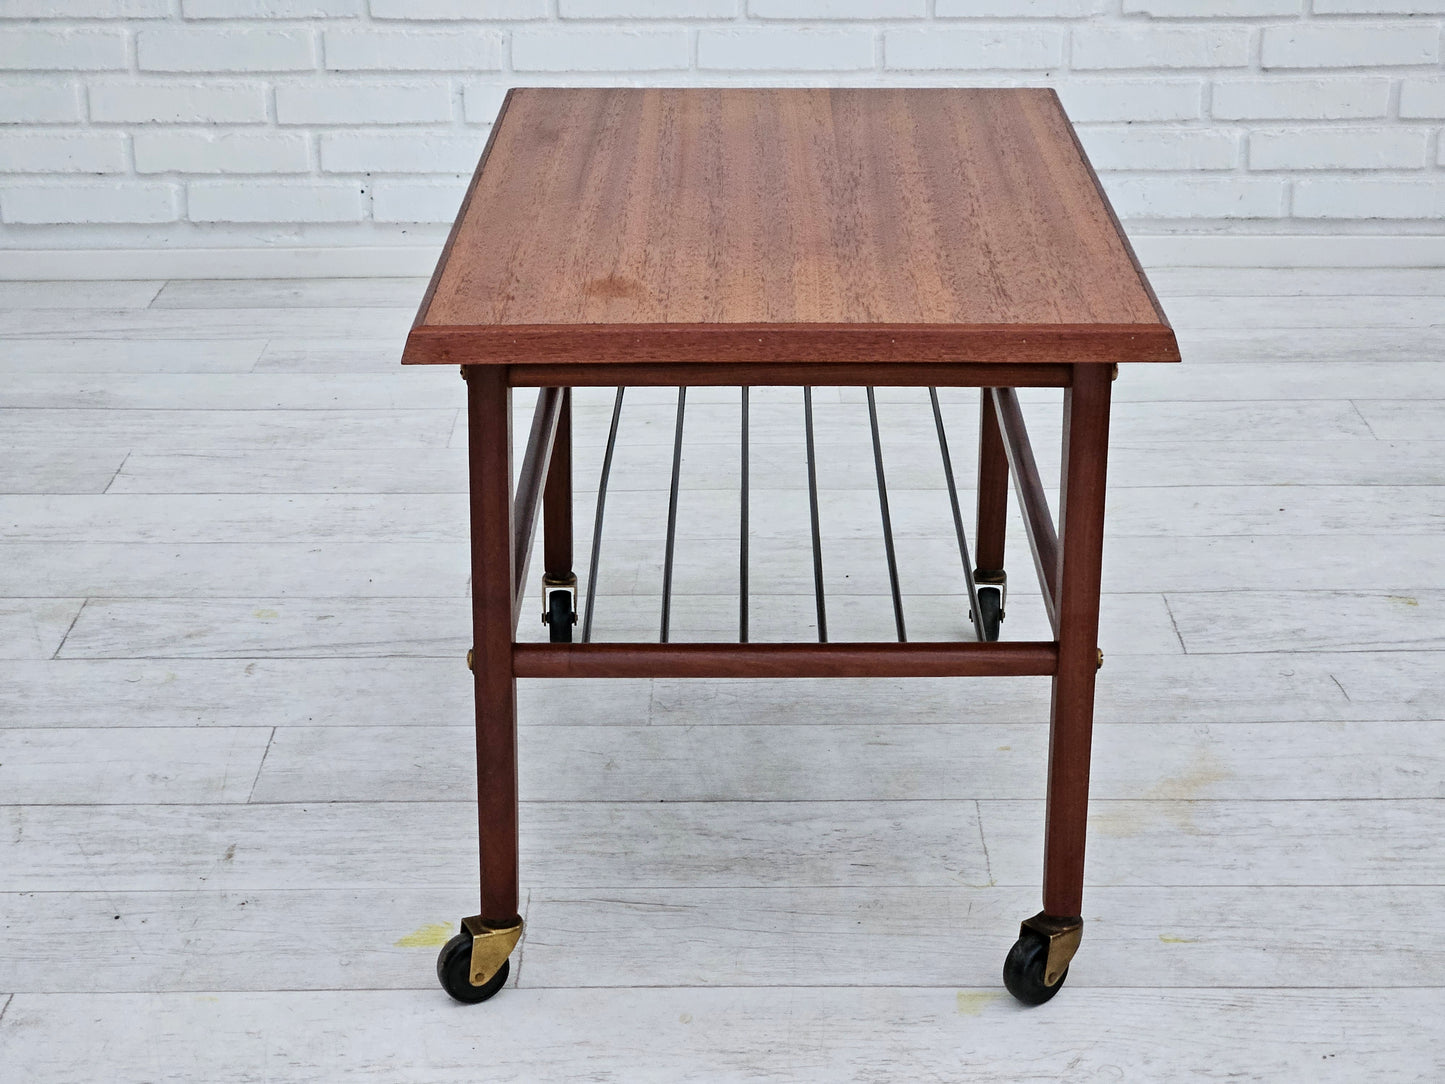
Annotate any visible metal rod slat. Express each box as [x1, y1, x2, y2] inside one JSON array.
[[740, 385, 749, 644], [660, 386, 687, 644], [929, 388, 987, 643], [865, 387, 907, 643], [803, 386, 828, 643], [580, 386, 625, 644]]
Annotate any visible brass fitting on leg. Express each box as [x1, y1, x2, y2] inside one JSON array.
[[462, 915, 523, 986], [1020, 912, 1084, 988]]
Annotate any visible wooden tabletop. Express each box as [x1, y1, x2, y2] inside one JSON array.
[[404, 87, 1179, 368]]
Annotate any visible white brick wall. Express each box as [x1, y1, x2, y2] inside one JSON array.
[[0, 1, 1442, 245]]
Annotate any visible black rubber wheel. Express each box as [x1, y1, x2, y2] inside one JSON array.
[[975, 587, 1004, 642], [546, 589, 573, 644], [437, 930, 511, 1004], [1002, 932, 1066, 1006]]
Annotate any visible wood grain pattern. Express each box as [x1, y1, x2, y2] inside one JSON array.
[[405, 88, 1178, 367]]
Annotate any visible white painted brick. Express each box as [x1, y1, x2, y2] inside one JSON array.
[[0, 131, 126, 173], [515, 29, 689, 71], [1261, 24, 1439, 68], [371, 178, 467, 223], [463, 83, 508, 124], [0, 0, 169, 14], [1294, 178, 1445, 218], [188, 180, 363, 222], [0, 182, 177, 223], [885, 27, 1065, 70], [1056, 80, 1203, 122], [138, 29, 317, 73], [1313, 0, 1445, 12], [1076, 126, 1237, 171], [1101, 176, 1286, 218], [560, 0, 736, 15], [89, 82, 269, 124], [0, 82, 82, 124], [371, 0, 548, 16], [319, 131, 485, 173], [748, 0, 925, 18], [1072, 26, 1251, 69], [1249, 127, 1429, 170], [182, 0, 364, 15], [1212, 78, 1391, 120], [276, 83, 452, 125], [134, 131, 311, 174], [0, 29, 127, 72], [325, 30, 503, 71], [1124, 0, 1298, 15], [937, 0, 1106, 14], [701, 28, 875, 70], [1399, 79, 1445, 119]]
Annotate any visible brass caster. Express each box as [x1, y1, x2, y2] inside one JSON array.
[[466, 648, 474, 671], [1003, 912, 1083, 1006], [436, 916, 523, 1004], [1096, 648, 1104, 671]]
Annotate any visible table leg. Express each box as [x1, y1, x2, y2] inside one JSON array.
[[1043, 363, 1111, 918], [542, 388, 576, 641], [1003, 363, 1111, 1006], [436, 365, 523, 1005], [974, 389, 1010, 640]]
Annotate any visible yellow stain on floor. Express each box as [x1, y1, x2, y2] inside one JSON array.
[[1095, 745, 1233, 838], [1388, 595, 1419, 607], [253, 608, 279, 620], [394, 922, 454, 948], [956, 990, 1004, 1016], [1159, 935, 1200, 944]]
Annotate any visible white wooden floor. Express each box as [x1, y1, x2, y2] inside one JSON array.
[[1, 268, 1442, 1081]]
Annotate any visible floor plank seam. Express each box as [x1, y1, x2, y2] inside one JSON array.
[[1161, 594, 1188, 655], [1347, 399, 1381, 439], [49, 598, 86, 661], [100, 452, 130, 495], [974, 799, 996, 888], [514, 888, 532, 989], [246, 727, 277, 805]]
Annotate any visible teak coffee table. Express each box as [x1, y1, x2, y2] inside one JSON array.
[[403, 87, 1180, 1007]]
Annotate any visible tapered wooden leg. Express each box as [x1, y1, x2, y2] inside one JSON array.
[[540, 388, 575, 641], [972, 388, 1010, 641], [465, 366, 520, 924], [975, 388, 1009, 574], [542, 387, 573, 579], [1042, 364, 1112, 918]]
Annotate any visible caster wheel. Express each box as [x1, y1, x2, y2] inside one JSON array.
[[545, 589, 573, 644], [1002, 931, 1066, 1006], [437, 930, 511, 1004], [974, 586, 1004, 642]]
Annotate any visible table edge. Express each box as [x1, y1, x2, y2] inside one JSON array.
[[401, 322, 1182, 366]]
